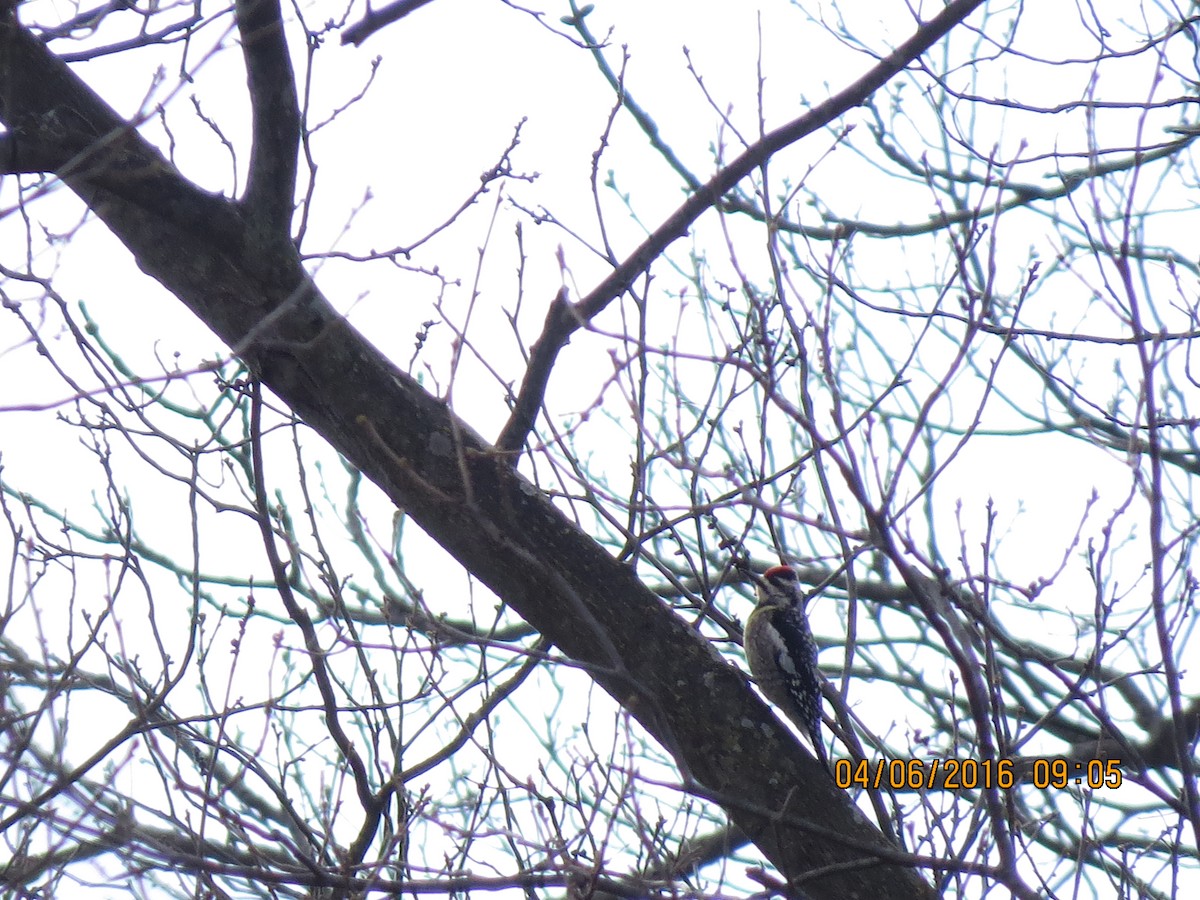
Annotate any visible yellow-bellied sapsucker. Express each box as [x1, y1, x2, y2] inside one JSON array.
[[744, 564, 828, 770]]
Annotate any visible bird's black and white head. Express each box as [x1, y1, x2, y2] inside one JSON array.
[[755, 564, 804, 610]]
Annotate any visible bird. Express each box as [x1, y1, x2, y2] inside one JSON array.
[[744, 564, 829, 771]]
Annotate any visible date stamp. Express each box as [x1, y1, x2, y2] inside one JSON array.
[[834, 757, 1124, 790]]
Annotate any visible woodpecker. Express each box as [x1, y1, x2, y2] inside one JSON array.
[[744, 564, 829, 771]]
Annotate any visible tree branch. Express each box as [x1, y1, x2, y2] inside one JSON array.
[[341, 0, 439, 47], [496, 0, 989, 456], [235, 0, 300, 242]]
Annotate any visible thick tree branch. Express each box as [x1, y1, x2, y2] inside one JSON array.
[[0, 13, 245, 252], [0, 131, 73, 172], [341, 0, 439, 47], [235, 0, 299, 239]]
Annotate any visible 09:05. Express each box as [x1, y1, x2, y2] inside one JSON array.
[[1033, 758, 1123, 789]]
